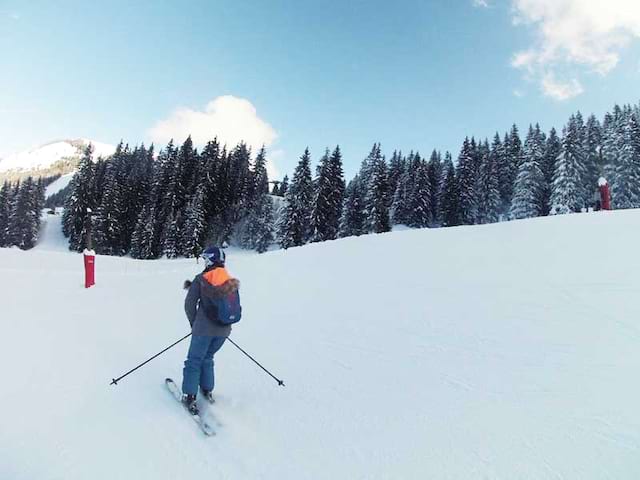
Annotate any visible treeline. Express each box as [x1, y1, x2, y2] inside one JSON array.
[[62, 138, 275, 256], [279, 100, 640, 248], [61, 99, 640, 256], [0, 177, 47, 250]]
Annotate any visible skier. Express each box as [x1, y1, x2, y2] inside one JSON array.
[[181, 246, 240, 415]]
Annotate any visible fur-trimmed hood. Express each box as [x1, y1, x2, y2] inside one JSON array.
[[200, 276, 240, 299]]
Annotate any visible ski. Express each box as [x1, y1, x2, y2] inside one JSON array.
[[165, 378, 215, 436]]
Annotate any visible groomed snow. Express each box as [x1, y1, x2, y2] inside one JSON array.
[[45, 173, 74, 198], [1, 210, 639, 479]]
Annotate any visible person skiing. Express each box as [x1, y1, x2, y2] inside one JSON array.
[[182, 246, 240, 415]]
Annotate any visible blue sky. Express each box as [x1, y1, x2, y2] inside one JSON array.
[[1, 0, 639, 179]]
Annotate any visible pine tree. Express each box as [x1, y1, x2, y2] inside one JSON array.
[[612, 113, 640, 209], [427, 150, 443, 226], [387, 150, 405, 209], [363, 143, 390, 233], [8, 177, 41, 249], [181, 184, 208, 257], [130, 202, 159, 259], [246, 193, 275, 253], [160, 211, 181, 258], [440, 159, 459, 227], [541, 128, 561, 215], [583, 114, 603, 204], [456, 138, 477, 225], [248, 146, 269, 209], [551, 118, 585, 214], [93, 143, 128, 255], [339, 176, 366, 238], [0, 181, 10, 247], [476, 135, 501, 224], [310, 146, 345, 242], [279, 175, 289, 197], [407, 156, 431, 228], [391, 157, 412, 226], [499, 125, 522, 217], [62, 144, 96, 251], [510, 125, 545, 219], [279, 148, 313, 249]]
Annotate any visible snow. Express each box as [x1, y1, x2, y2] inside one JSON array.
[[0, 139, 115, 173], [1, 210, 640, 478], [45, 173, 74, 197]]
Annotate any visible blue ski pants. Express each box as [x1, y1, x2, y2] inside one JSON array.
[[182, 335, 226, 396]]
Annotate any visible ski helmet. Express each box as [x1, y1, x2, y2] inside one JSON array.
[[201, 246, 225, 267]]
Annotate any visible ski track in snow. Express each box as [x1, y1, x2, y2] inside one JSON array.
[[1, 210, 640, 478]]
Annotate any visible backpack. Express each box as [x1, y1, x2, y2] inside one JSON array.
[[214, 290, 242, 325]]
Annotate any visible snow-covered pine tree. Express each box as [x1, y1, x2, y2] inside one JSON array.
[[310, 146, 345, 242], [279, 175, 289, 197], [279, 148, 313, 249], [475, 135, 501, 224], [541, 128, 561, 215], [440, 158, 459, 227], [387, 150, 405, 209], [160, 211, 181, 258], [612, 113, 640, 209], [455, 137, 477, 225], [427, 150, 443, 226], [181, 184, 208, 257], [602, 105, 626, 182], [498, 125, 522, 217], [93, 143, 128, 255], [7, 177, 41, 250], [363, 143, 390, 233], [130, 202, 159, 259], [551, 117, 585, 214], [199, 139, 222, 221], [0, 181, 10, 247], [62, 144, 96, 251], [177, 136, 198, 204], [123, 144, 153, 253], [249, 146, 269, 209], [246, 193, 275, 253], [327, 146, 346, 238], [391, 156, 412, 226], [406, 155, 431, 228], [510, 125, 546, 219], [339, 175, 366, 238], [310, 149, 331, 243], [583, 114, 603, 205]]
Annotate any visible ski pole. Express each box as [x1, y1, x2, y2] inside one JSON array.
[[226, 337, 285, 387], [110, 333, 192, 386]]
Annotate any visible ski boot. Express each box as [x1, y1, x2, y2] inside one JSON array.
[[201, 389, 215, 404], [182, 394, 199, 415]]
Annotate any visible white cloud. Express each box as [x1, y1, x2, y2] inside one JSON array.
[[472, 0, 490, 7], [513, 88, 525, 98], [540, 73, 584, 100], [148, 95, 280, 179], [510, 0, 640, 99]]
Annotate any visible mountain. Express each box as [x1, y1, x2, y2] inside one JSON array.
[[0, 138, 115, 181], [0, 209, 637, 478]]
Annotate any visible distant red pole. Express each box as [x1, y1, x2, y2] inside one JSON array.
[[84, 249, 96, 288], [598, 178, 611, 210]]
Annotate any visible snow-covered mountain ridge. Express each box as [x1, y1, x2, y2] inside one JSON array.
[[0, 138, 115, 179]]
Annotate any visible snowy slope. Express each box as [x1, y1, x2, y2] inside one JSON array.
[[1, 211, 640, 479], [0, 139, 115, 173], [45, 173, 74, 198]]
